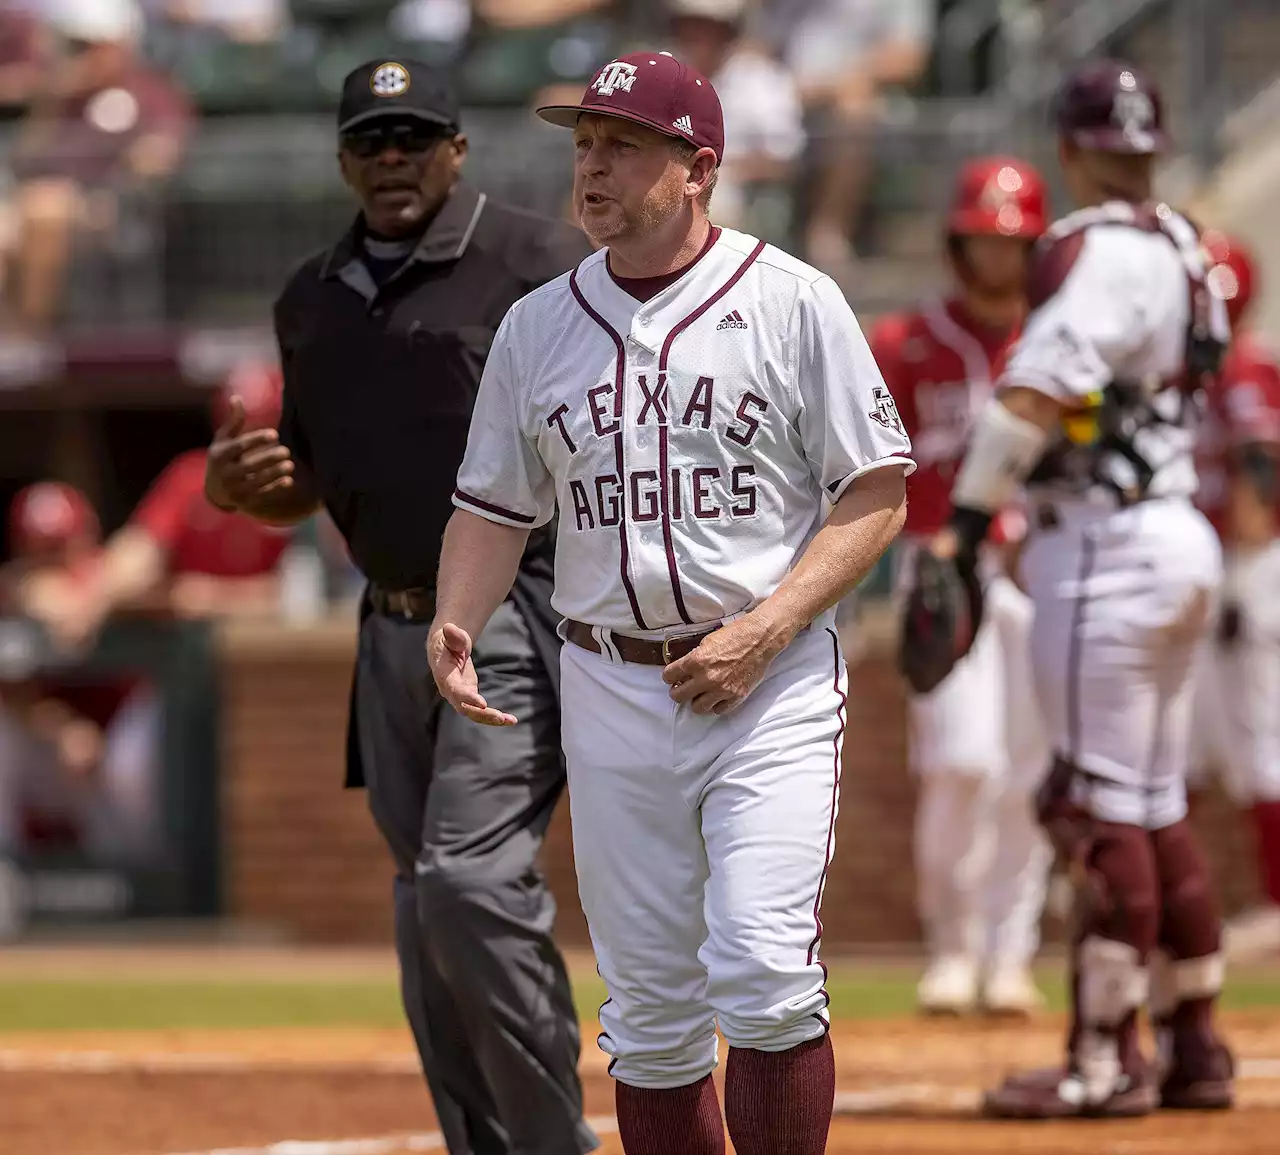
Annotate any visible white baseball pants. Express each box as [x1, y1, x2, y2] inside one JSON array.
[[560, 620, 846, 1090], [1019, 496, 1222, 830], [1189, 540, 1280, 804]]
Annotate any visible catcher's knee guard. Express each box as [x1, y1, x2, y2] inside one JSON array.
[[1078, 936, 1149, 1030]]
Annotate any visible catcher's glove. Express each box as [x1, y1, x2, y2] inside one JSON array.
[[897, 549, 983, 694]]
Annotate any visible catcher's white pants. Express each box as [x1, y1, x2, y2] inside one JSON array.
[[560, 618, 845, 1090], [1189, 540, 1280, 804], [1020, 496, 1221, 830], [898, 553, 1052, 968]]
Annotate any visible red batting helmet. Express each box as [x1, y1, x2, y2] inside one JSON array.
[[1201, 229, 1257, 330], [8, 482, 101, 559], [214, 360, 283, 431], [1054, 58, 1168, 155], [948, 156, 1048, 240]]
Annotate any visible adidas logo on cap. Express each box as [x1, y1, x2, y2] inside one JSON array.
[[716, 310, 748, 330], [673, 114, 694, 135]]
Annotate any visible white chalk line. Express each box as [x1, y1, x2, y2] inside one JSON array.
[[159, 1115, 620, 1155]]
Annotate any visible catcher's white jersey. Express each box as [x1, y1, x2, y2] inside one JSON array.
[[454, 227, 914, 633], [1004, 201, 1227, 502]]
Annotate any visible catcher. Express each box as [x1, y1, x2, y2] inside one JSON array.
[[881, 155, 1052, 1017]]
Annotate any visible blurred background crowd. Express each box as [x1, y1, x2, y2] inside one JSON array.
[[0, 0, 1278, 939]]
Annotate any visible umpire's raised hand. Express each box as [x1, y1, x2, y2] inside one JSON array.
[[204, 395, 298, 513]]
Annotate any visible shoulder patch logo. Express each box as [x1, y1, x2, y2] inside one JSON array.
[[870, 384, 905, 434], [371, 62, 410, 97]]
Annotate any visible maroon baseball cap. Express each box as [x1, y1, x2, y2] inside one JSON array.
[[536, 51, 725, 163]]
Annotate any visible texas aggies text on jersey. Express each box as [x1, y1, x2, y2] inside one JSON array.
[[1196, 331, 1280, 536], [871, 298, 1015, 538], [453, 226, 914, 633]]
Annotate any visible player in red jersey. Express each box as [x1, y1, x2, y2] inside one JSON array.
[[1188, 230, 1280, 961], [871, 156, 1052, 1016], [29, 361, 292, 652]]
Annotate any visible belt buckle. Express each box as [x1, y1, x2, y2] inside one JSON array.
[[660, 629, 704, 666]]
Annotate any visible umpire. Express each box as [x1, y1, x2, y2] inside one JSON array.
[[203, 59, 597, 1155]]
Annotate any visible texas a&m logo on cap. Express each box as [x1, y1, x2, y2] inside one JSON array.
[[371, 62, 410, 98], [592, 60, 638, 98]]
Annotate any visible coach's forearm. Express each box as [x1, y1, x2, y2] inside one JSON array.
[[752, 465, 908, 647], [433, 510, 531, 642]]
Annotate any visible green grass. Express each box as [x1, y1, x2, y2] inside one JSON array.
[[2, 965, 1280, 1033]]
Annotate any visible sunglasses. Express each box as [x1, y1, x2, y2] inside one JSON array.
[[341, 125, 453, 159]]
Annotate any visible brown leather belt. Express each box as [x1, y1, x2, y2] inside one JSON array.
[[564, 618, 717, 666], [368, 585, 436, 621]]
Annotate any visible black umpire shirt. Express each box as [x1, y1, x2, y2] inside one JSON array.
[[273, 181, 592, 782]]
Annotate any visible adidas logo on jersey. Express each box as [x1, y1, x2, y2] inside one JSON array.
[[716, 310, 748, 330], [673, 114, 694, 135]]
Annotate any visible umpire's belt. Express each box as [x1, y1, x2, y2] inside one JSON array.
[[369, 585, 436, 621], [564, 619, 717, 666]]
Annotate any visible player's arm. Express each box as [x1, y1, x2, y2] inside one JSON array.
[[933, 386, 1061, 562], [428, 309, 555, 726], [751, 464, 908, 643]]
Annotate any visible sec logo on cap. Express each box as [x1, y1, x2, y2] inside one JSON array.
[[371, 62, 410, 98]]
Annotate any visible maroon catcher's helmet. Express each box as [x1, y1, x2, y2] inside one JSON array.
[[1054, 58, 1168, 155], [948, 156, 1048, 240]]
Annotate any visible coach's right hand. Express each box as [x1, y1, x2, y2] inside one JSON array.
[[427, 622, 519, 727], [204, 395, 296, 513]]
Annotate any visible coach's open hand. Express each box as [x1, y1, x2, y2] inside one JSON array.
[[204, 396, 296, 511], [662, 612, 789, 716], [428, 622, 519, 726]]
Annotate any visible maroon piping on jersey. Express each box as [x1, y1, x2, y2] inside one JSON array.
[[807, 627, 846, 1033], [569, 267, 648, 630], [656, 238, 768, 624], [452, 489, 538, 524]]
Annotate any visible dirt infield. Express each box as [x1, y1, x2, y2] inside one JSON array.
[[5, 1012, 1280, 1154]]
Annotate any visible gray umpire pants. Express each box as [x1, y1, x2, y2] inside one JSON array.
[[355, 598, 597, 1155]]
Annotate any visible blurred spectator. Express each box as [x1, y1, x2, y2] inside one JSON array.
[[18, 363, 292, 651], [152, 0, 287, 43], [0, 481, 162, 870], [667, 0, 803, 241], [4, 0, 192, 331], [0, 481, 104, 645], [0, 6, 50, 119], [755, 0, 934, 270], [466, 0, 618, 109]]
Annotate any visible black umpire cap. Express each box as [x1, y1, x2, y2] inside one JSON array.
[[1054, 58, 1167, 155], [337, 59, 460, 135]]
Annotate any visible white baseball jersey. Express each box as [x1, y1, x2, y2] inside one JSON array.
[[453, 227, 914, 633], [1003, 201, 1228, 503]]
